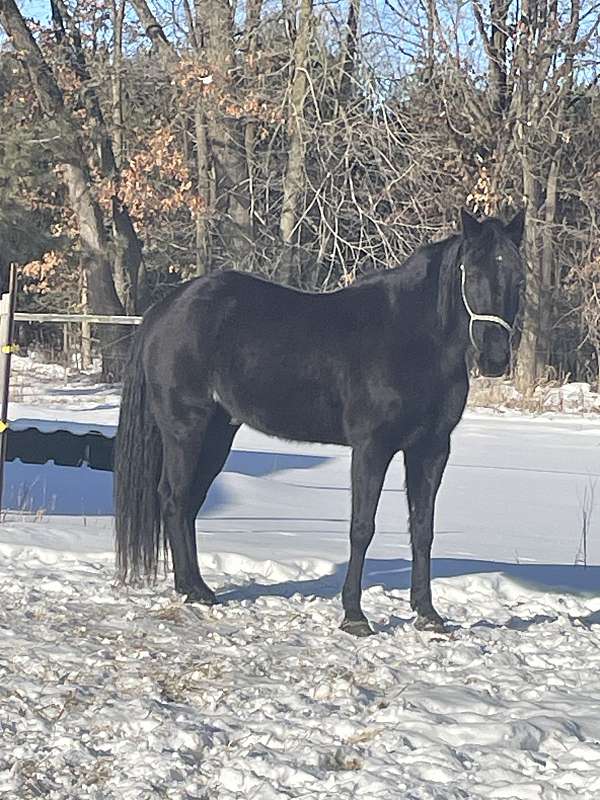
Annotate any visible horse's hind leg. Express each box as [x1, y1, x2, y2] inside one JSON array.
[[158, 405, 218, 604], [186, 404, 239, 561]]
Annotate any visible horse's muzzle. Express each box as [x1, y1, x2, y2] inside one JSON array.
[[478, 325, 511, 377]]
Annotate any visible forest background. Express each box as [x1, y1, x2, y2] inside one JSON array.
[[0, 0, 598, 385]]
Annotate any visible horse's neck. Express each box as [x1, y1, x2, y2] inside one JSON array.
[[400, 266, 470, 368], [381, 247, 471, 364]]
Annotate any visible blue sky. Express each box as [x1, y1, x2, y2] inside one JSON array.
[[19, 0, 50, 22]]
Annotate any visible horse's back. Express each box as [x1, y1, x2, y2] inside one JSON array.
[[141, 271, 388, 443]]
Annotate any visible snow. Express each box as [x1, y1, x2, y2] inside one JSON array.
[[538, 381, 600, 413], [8, 354, 119, 434], [2, 355, 600, 798]]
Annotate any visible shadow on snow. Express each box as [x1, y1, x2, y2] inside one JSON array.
[[1, 449, 329, 515], [220, 556, 600, 628]]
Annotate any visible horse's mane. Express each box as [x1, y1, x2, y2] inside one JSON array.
[[355, 216, 513, 290], [354, 232, 462, 291]]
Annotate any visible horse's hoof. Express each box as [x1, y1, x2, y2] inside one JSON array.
[[414, 613, 447, 633], [183, 589, 218, 606], [340, 618, 375, 637]]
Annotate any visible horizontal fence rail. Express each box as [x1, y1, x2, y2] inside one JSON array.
[[14, 313, 143, 325]]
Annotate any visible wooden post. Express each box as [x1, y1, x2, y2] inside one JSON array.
[[81, 270, 92, 369], [0, 264, 18, 517]]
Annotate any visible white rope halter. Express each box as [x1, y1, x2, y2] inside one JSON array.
[[459, 263, 512, 351]]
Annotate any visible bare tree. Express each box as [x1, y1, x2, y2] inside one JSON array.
[[202, 0, 252, 265], [0, 0, 129, 377], [279, 0, 313, 284]]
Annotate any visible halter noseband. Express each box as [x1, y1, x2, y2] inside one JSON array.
[[459, 263, 512, 351]]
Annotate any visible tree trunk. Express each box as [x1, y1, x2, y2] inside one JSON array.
[[338, 0, 360, 100], [110, 0, 146, 312], [202, 0, 252, 267], [128, 0, 174, 55], [515, 154, 544, 388], [540, 154, 560, 369], [51, 0, 144, 315], [279, 0, 313, 284], [80, 269, 92, 370], [512, 0, 580, 388], [489, 0, 509, 115], [194, 104, 211, 276], [63, 165, 128, 380], [0, 0, 128, 379], [190, 1, 213, 277], [110, 0, 125, 168], [243, 0, 263, 254], [425, 0, 436, 80], [516, 150, 560, 388]]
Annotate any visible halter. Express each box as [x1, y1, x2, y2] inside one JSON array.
[[458, 263, 512, 351]]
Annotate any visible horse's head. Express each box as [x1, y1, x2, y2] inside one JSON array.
[[458, 208, 526, 377]]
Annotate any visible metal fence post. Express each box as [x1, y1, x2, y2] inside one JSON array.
[[0, 264, 18, 517]]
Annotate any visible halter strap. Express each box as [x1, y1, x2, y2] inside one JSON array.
[[459, 263, 512, 351]]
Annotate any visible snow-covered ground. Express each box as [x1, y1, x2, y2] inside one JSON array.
[[2, 356, 600, 799]]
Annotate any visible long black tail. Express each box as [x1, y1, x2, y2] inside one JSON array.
[[114, 327, 164, 581]]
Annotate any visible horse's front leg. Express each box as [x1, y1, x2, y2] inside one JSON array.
[[341, 441, 394, 636], [403, 435, 450, 631]]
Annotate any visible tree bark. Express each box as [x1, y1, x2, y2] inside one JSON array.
[[202, 0, 252, 267], [279, 0, 313, 284], [243, 0, 263, 255], [489, 0, 509, 115], [194, 104, 211, 276], [128, 0, 174, 56], [425, 0, 436, 80], [540, 154, 560, 369], [338, 0, 360, 101], [516, 171, 542, 387], [80, 269, 92, 370], [110, 0, 125, 168], [190, 1, 213, 277]]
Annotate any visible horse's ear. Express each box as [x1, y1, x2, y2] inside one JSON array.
[[460, 208, 481, 239], [505, 208, 525, 247]]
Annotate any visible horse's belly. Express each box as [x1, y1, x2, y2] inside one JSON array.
[[215, 379, 347, 445]]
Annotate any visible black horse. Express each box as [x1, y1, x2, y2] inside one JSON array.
[[115, 208, 525, 636]]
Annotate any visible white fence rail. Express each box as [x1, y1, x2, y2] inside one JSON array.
[[14, 312, 143, 325]]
